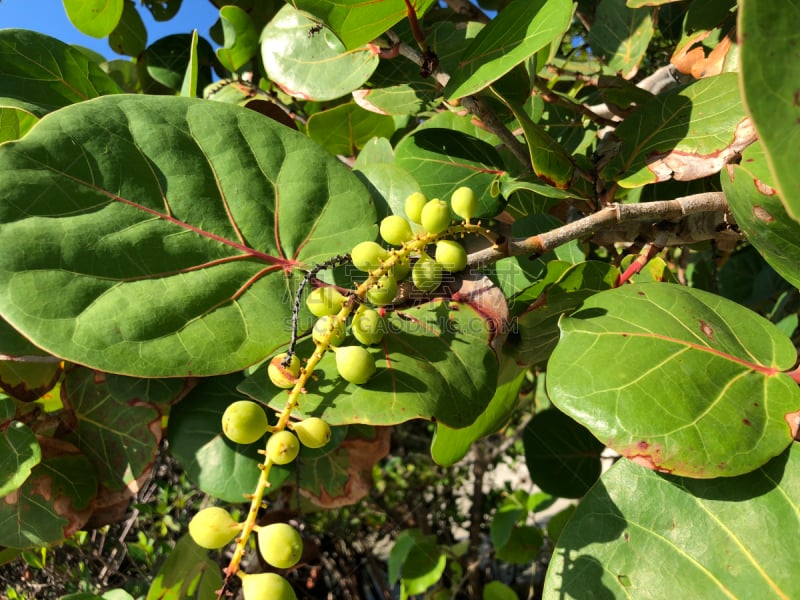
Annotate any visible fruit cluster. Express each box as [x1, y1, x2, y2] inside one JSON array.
[[189, 187, 482, 599]]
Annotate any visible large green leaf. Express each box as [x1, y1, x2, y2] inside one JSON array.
[[544, 443, 800, 598], [290, 0, 438, 50], [306, 103, 396, 157], [444, 0, 572, 100], [216, 5, 259, 72], [261, 5, 379, 101], [722, 142, 800, 289], [601, 73, 754, 187], [239, 299, 499, 428], [394, 128, 508, 218], [0, 421, 41, 497], [588, 0, 655, 79], [739, 0, 800, 221], [0, 30, 122, 117], [547, 283, 800, 478], [108, 0, 147, 57], [146, 534, 223, 600], [63, 0, 125, 38], [0, 95, 376, 377]]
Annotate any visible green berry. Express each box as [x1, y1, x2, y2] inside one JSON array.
[[412, 255, 442, 292], [292, 417, 332, 448], [267, 353, 301, 389], [241, 573, 297, 600], [366, 273, 398, 306], [335, 346, 376, 384], [380, 215, 414, 246], [392, 254, 411, 281], [420, 198, 451, 234], [188, 506, 240, 549], [221, 400, 269, 445], [450, 186, 478, 222], [352, 306, 384, 346], [405, 191, 427, 224], [266, 430, 300, 465], [351, 241, 389, 272], [312, 315, 346, 347], [258, 523, 304, 569], [306, 286, 345, 317], [435, 240, 468, 272]]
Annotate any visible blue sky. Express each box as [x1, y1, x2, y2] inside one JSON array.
[[0, 0, 221, 59]]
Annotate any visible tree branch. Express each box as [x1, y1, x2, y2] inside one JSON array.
[[466, 192, 738, 267], [442, 0, 491, 24]]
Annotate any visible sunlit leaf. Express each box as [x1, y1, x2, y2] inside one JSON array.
[[63, 0, 124, 39]]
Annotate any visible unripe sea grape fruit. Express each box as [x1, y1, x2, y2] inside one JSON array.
[[305, 286, 345, 317], [268, 353, 301, 389], [222, 400, 269, 444], [420, 198, 451, 234], [380, 215, 414, 246], [312, 315, 346, 346], [241, 573, 297, 600], [412, 255, 443, 292], [405, 191, 427, 224], [292, 417, 332, 448], [188, 506, 240, 549], [335, 345, 376, 384], [435, 240, 468, 272], [266, 430, 301, 464], [392, 254, 411, 281], [366, 273, 398, 306], [450, 186, 478, 222], [258, 523, 304, 569], [352, 307, 384, 345], [351, 241, 389, 272]]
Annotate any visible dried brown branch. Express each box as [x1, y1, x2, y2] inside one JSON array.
[[441, 0, 491, 24]]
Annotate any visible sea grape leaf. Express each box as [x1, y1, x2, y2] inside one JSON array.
[[547, 283, 800, 478], [63, 0, 125, 39], [0, 360, 61, 403], [0, 438, 97, 549], [142, 0, 182, 21], [0, 421, 41, 497], [444, 0, 572, 100], [306, 103, 396, 157], [389, 529, 447, 596], [167, 374, 291, 503], [0, 30, 122, 116], [739, 0, 800, 221], [146, 534, 223, 600], [544, 444, 800, 598], [289, 0, 438, 50], [108, 0, 147, 57], [354, 162, 422, 223], [216, 5, 259, 73], [0, 95, 376, 377], [394, 128, 508, 219], [522, 408, 604, 498], [601, 73, 756, 187], [627, 0, 684, 5], [722, 141, 800, 289], [145, 34, 214, 92], [60, 368, 183, 491], [0, 107, 38, 143], [261, 5, 379, 101], [239, 299, 499, 429], [588, 0, 655, 79]]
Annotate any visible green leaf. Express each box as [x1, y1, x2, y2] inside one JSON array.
[[216, 5, 259, 73], [290, 0, 438, 50], [394, 128, 508, 219], [444, 0, 572, 100], [722, 141, 800, 289], [0, 30, 122, 116], [61, 368, 182, 490], [0, 360, 61, 403], [547, 283, 800, 478], [146, 534, 223, 600], [0, 107, 38, 143], [108, 0, 147, 57], [544, 444, 800, 598], [167, 374, 291, 503], [0, 95, 376, 377], [588, 0, 655, 79], [306, 103, 396, 157], [483, 581, 519, 600], [601, 73, 754, 187], [389, 529, 447, 596], [522, 408, 604, 498], [239, 299, 499, 429], [146, 34, 214, 92], [63, 0, 125, 38], [180, 30, 200, 98], [431, 366, 526, 466], [261, 5, 379, 101], [142, 0, 182, 21], [0, 442, 97, 549], [0, 421, 41, 497], [354, 163, 421, 223], [739, 0, 800, 221]]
